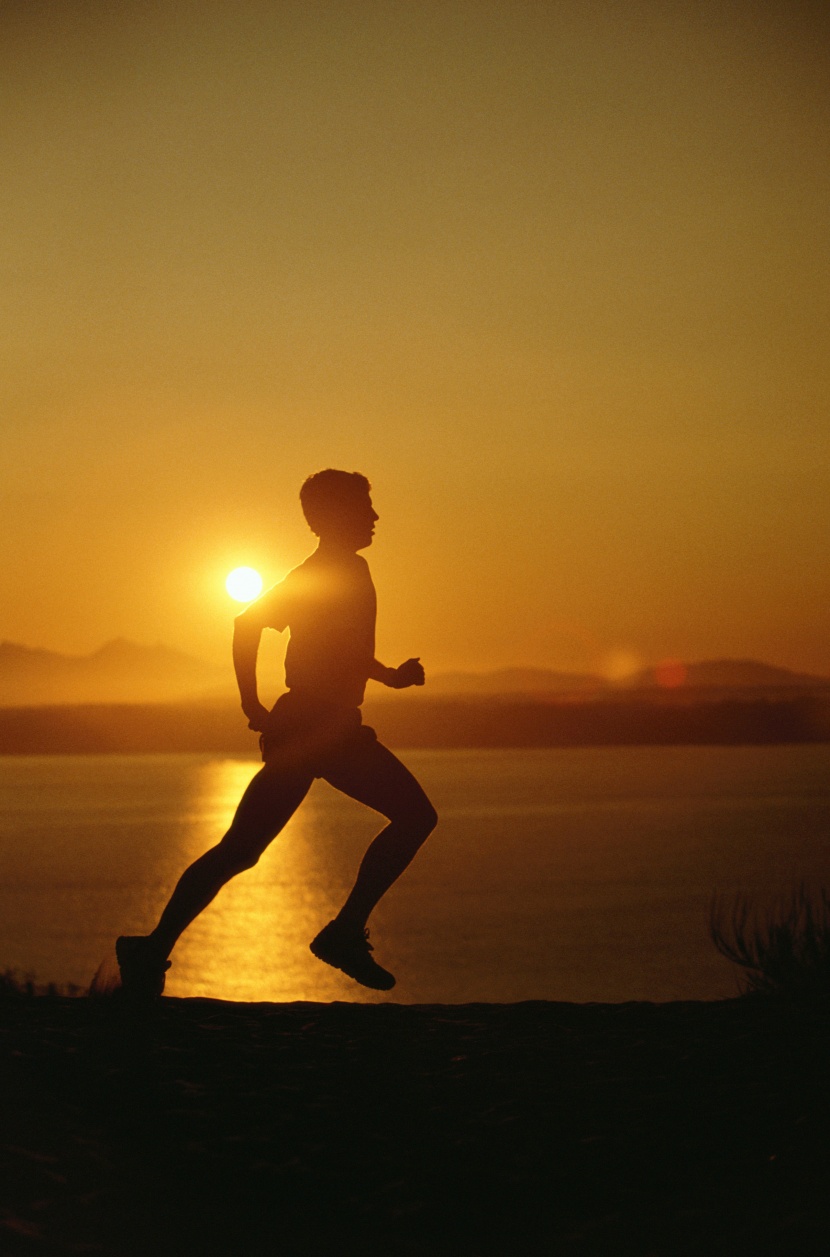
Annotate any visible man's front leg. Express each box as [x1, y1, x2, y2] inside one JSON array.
[[310, 742, 437, 990]]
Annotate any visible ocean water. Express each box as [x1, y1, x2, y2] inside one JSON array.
[[1, 745, 829, 1004]]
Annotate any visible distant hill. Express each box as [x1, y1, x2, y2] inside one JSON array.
[[429, 660, 830, 698], [633, 659, 830, 693], [0, 639, 228, 706], [428, 668, 603, 696]]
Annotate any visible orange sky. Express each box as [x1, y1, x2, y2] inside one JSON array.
[[3, 1, 829, 677]]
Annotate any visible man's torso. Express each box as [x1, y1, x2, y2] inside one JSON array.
[[258, 548, 377, 708]]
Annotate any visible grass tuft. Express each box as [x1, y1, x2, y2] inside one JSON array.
[[710, 884, 830, 1001], [0, 968, 83, 999]]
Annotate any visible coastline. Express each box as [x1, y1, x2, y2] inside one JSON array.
[[4, 995, 830, 1254], [1, 694, 829, 754]]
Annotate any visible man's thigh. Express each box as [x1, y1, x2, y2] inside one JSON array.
[[321, 735, 435, 826], [221, 761, 314, 861]]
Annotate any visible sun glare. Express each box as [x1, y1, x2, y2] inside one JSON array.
[[226, 566, 263, 602]]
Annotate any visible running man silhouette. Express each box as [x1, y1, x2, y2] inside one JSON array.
[[116, 470, 437, 995]]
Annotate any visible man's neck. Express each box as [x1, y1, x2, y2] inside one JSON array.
[[315, 537, 360, 559]]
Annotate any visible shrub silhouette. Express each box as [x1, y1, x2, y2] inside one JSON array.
[[710, 885, 830, 999], [0, 969, 81, 999]]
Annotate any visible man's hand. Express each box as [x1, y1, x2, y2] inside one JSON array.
[[388, 657, 425, 689], [243, 700, 271, 732]]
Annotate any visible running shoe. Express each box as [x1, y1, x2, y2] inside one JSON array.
[[115, 935, 171, 999], [309, 920, 396, 990]]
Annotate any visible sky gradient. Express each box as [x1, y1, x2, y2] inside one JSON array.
[[3, 0, 829, 678]]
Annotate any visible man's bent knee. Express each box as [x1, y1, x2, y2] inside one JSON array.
[[215, 832, 265, 876], [422, 799, 439, 835], [401, 795, 438, 845]]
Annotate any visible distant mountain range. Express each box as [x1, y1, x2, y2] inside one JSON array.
[[427, 668, 601, 695], [428, 660, 830, 697], [635, 659, 830, 691], [0, 639, 228, 706], [0, 639, 828, 707]]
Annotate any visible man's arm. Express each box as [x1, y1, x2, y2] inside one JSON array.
[[232, 577, 291, 730], [233, 611, 271, 731], [369, 657, 425, 689]]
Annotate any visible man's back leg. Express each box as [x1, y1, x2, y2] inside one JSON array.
[[117, 761, 313, 994]]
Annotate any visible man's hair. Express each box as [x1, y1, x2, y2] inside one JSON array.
[[300, 469, 371, 534]]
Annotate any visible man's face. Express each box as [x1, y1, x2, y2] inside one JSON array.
[[322, 491, 379, 550]]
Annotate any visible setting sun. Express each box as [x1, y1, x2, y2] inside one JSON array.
[[225, 567, 263, 603]]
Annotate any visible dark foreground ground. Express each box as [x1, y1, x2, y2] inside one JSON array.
[[3, 995, 830, 1256]]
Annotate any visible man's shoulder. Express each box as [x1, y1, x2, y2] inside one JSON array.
[[287, 553, 316, 579], [243, 556, 310, 621]]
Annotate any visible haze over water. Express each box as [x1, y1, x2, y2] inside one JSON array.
[[3, 744, 829, 1004]]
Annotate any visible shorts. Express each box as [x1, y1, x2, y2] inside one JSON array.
[[258, 691, 378, 776]]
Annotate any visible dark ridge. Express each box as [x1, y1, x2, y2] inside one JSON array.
[[0, 695, 829, 754]]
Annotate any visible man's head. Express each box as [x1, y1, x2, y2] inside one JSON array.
[[300, 469, 378, 549]]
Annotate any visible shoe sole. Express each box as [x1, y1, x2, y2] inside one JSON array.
[[309, 939, 395, 991]]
